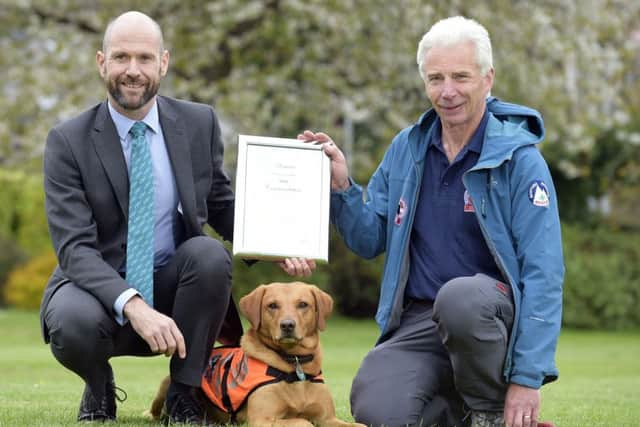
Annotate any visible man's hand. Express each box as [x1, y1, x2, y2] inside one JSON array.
[[277, 258, 317, 277], [504, 383, 540, 427], [297, 130, 350, 191], [123, 296, 186, 358]]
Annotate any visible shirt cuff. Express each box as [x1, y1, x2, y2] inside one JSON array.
[[113, 288, 140, 325]]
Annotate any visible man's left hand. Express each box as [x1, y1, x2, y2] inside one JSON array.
[[504, 383, 540, 427], [277, 258, 316, 277]]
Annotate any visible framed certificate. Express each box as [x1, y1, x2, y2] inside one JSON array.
[[232, 135, 330, 261]]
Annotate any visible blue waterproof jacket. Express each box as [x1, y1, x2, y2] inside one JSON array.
[[330, 97, 564, 388]]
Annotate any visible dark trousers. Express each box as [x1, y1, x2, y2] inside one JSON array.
[[43, 236, 232, 400], [350, 273, 514, 427]]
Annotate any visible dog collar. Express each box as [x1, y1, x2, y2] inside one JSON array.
[[265, 346, 315, 380]]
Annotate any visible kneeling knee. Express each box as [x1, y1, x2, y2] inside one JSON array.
[[48, 309, 110, 359], [182, 237, 231, 280], [434, 278, 491, 338], [351, 370, 419, 426]]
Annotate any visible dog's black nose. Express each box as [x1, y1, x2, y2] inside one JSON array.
[[280, 319, 295, 334]]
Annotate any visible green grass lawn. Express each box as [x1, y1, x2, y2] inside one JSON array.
[[1, 308, 638, 426]]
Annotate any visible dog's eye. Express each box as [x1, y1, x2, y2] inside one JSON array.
[[297, 301, 309, 309], [267, 302, 279, 310]]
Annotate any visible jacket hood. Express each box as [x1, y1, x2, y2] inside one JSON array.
[[407, 97, 546, 169]]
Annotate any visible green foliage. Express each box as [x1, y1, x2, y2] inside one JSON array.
[[0, 169, 49, 305], [0, 169, 49, 254], [589, 127, 640, 229], [322, 231, 381, 318], [562, 223, 640, 329], [0, 235, 27, 307], [3, 250, 56, 310], [555, 124, 640, 225]]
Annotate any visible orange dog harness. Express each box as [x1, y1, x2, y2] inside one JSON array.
[[201, 347, 324, 420]]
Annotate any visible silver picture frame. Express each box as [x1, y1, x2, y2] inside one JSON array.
[[232, 135, 330, 261]]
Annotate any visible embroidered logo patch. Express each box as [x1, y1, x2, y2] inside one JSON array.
[[528, 180, 550, 208], [463, 190, 475, 212], [394, 198, 407, 225]]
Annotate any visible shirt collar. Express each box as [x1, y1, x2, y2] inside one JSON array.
[[429, 108, 489, 155], [107, 99, 161, 140]]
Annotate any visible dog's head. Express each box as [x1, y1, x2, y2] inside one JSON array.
[[239, 282, 333, 349]]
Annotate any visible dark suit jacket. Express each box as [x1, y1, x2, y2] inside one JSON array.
[[40, 95, 242, 345]]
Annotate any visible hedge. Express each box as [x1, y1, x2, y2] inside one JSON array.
[[4, 250, 56, 310], [0, 169, 49, 305], [561, 223, 640, 329], [0, 169, 49, 254]]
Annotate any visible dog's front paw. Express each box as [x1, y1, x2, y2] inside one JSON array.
[[141, 408, 161, 421]]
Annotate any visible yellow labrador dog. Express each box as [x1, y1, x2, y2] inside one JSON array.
[[146, 282, 365, 427]]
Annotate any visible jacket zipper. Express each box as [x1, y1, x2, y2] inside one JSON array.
[[382, 136, 424, 335], [463, 168, 517, 378]]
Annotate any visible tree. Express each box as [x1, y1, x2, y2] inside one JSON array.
[[2, 1, 639, 175]]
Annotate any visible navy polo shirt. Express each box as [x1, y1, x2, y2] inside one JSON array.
[[405, 110, 503, 302]]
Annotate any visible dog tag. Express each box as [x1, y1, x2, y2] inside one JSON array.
[[294, 356, 306, 381]]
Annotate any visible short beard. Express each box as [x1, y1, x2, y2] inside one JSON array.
[[107, 78, 159, 111]]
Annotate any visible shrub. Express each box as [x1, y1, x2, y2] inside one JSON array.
[[4, 250, 56, 310], [321, 230, 381, 318], [0, 169, 50, 306], [562, 223, 640, 329], [0, 169, 49, 255], [0, 235, 27, 307]]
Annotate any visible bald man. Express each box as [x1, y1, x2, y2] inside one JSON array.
[[40, 11, 313, 424]]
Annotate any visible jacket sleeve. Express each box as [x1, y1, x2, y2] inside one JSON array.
[[44, 127, 130, 312], [507, 146, 564, 388], [204, 106, 235, 242], [329, 143, 394, 259]]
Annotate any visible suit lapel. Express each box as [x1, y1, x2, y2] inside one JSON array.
[[157, 97, 197, 236], [92, 101, 129, 217]]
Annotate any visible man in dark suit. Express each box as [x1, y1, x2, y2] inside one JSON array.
[[41, 11, 314, 424]]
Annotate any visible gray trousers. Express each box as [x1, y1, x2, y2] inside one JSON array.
[[350, 274, 514, 427], [43, 236, 232, 401]]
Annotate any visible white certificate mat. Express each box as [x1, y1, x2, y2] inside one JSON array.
[[233, 135, 330, 261]]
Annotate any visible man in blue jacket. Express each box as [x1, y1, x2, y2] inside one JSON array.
[[299, 16, 563, 427]]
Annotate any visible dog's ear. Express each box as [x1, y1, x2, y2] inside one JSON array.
[[310, 286, 333, 331], [239, 284, 267, 330]]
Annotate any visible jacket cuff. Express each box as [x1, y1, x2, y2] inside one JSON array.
[[330, 177, 358, 197], [509, 373, 543, 389]]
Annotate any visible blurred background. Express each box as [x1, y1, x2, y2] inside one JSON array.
[[1, 0, 639, 330]]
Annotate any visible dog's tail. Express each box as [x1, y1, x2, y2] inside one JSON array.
[[143, 376, 170, 420]]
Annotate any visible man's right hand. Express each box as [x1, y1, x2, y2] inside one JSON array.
[[123, 296, 186, 358], [298, 130, 351, 191]]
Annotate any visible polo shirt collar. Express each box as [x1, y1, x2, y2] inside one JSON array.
[[429, 108, 489, 155]]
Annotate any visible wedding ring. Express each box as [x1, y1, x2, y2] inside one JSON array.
[[524, 415, 531, 419]]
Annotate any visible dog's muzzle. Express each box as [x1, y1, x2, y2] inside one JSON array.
[[278, 319, 298, 341]]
